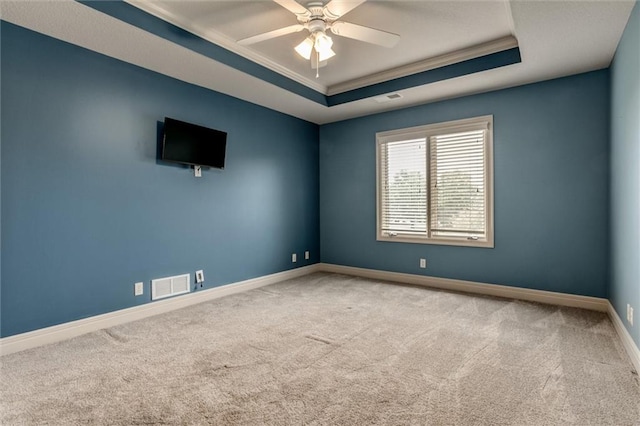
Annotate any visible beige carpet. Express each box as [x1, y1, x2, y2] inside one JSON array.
[[1, 272, 639, 425]]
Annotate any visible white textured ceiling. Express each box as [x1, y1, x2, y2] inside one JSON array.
[[1, 0, 635, 124]]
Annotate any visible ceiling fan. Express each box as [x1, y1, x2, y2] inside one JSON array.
[[237, 0, 400, 75]]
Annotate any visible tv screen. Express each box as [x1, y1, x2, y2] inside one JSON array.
[[162, 117, 227, 169]]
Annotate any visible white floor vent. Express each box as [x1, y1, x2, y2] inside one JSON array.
[[151, 274, 190, 301]]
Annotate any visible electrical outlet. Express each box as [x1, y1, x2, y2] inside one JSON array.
[[628, 304, 631, 322], [305, 251, 310, 260], [630, 306, 634, 326], [292, 253, 297, 263], [419, 258, 427, 268], [195, 270, 204, 284], [134, 282, 144, 296]]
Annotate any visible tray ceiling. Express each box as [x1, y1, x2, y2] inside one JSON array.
[[1, 0, 635, 124]]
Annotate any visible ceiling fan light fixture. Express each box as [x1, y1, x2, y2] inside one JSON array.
[[295, 36, 314, 60], [314, 32, 333, 54], [240, 0, 401, 76], [318, 47, 335, 62]]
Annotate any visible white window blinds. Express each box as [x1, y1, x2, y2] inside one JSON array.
[[380, 138, 427, 235], [430, 129, 486, 239], [376, 115, 493, 247]]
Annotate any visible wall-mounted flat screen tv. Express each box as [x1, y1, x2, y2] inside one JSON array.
[[162, 117, 227, 169]]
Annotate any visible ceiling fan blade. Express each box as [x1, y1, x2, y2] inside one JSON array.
[[237, 24, 305, 46], [330, 21, 400, 48], [323, 0, 367, 19], [273, 0, 310, 17]]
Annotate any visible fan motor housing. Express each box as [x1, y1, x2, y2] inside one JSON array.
[[307, 19, 327, 34]]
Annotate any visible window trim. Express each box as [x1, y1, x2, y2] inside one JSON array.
[[376, 115, 494, 248]]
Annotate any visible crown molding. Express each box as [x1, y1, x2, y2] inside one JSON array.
[[123, 2, 518, 100], [326, 36, 519, 96], [125, 0, 328, 94]]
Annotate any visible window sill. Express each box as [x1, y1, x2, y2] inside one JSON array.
[[377, 234, 494, 248]]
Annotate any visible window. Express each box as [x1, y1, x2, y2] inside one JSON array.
[[376, 115, 493, 247]]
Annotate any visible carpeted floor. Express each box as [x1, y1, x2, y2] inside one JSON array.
[[1, 272, 639, 425]]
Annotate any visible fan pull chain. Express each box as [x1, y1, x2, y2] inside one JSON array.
[[316, 50, 320, 78]]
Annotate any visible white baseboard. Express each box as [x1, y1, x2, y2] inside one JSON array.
[[607, 301, 640, 373], [0, 265, 320, 356], [318, 263, 609, 311], [318, 263, 639, 371], [5, 262, 638, 372]]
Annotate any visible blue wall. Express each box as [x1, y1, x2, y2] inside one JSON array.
[[320, 71, 610, 298], [610, 2, 640, 348], [2, 14, 632, 340], [0, 23, 319, 338]]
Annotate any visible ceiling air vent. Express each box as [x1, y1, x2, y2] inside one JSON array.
[[374, 93, 403, 103], [151, 273, 190, 300]]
